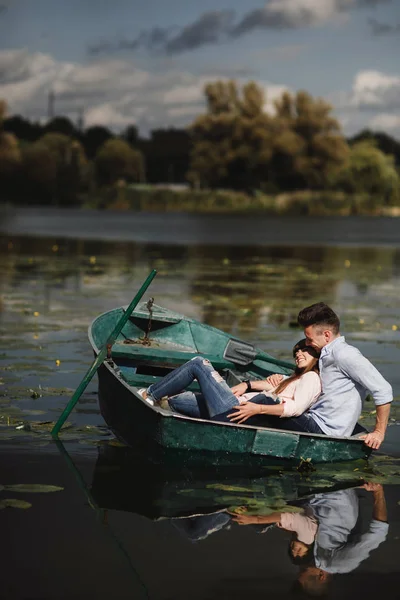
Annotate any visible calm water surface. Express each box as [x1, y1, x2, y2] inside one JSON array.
[[1, 209, 400, 599]]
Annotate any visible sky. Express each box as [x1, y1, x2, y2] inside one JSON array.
[[0, 0, 399, 137]]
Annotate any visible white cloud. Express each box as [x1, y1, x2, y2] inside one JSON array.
[[368, 113, 400, 137], [331, 68, 400, 136], [349, 70, 400, 109], [369, 113, 400, 129], [84, 103, 135, 128], [1, 49, 399, 139], [265, 0, 353, 27], [0, 48, 291, 134]]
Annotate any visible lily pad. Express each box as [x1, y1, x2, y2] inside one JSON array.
[[4, 484, 64, 493], [0, 498, 32, 509]]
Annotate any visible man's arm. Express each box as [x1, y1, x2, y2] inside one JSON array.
[[338, 348, 393, 450], [230, 374, 283, 397], [360, 403, 391, 450], [363, 483, 388, 522]]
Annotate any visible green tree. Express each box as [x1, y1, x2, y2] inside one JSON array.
[[83, 125, 113, 159], [188, 80, 274, 190], [188, 82, 349, 192], [21, 143, 57, 203], [0, 100, 22, 201], [272, 91, 349, 190], [139, 128, 190, 184], [36, 132, 87, 205], [44, 116, 79, 138], [94, 138, 144, 186], [335, 140, 400, 205], [349, 129, 400, 167]]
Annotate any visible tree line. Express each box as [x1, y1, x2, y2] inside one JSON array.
[[0, 81, 399, 209]]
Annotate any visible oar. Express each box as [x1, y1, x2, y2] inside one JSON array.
[[223, 338, 294, 371], [51, 269, 157, 438]]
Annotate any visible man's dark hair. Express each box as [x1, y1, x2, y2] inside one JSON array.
[[297, 303, 340, 334]]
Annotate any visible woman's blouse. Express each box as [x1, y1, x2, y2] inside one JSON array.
[[239, 371, 321, 417]]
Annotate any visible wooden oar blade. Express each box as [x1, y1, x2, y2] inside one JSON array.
[[223, 338, 257, 366]]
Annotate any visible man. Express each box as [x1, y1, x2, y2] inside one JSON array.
[[266, 302, 392, 449], [297, 302, 392, 450]]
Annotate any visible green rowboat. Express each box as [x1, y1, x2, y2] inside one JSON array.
[[89, 302, 371, 465]]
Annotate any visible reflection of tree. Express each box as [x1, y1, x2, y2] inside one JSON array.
[[187, 245, 399, 334]]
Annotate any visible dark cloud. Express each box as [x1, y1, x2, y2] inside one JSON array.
[[88, 12, 232, 56], [87, 0, 395, 57], [88, 27, 174, 56], [368, 17, 400, 35], [165, 10, 235, 53]]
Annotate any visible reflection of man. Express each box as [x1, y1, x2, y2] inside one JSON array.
[[232, 484, 388, 597], [296, 484, 388, 596]]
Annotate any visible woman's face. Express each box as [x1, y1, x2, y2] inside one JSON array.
[[294, 347, 316, 369]]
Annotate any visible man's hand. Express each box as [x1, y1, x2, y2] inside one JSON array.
[[361, 482, 383, 493], [229, 402, 260, 424], [266, 374, 283, 387], [230, 382, 247, 397], [360, 430, 384, 450]]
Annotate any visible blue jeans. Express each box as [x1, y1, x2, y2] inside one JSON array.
[[147, 356, 324, 434], [147, 356, 278, 423], [147, 356, 239, 419]]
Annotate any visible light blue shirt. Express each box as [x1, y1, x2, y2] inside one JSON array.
[[308, 336, 393, 437], [310, 489, 388, 574]]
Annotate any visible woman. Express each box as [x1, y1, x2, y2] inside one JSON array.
[[139, 339, 321, 428]]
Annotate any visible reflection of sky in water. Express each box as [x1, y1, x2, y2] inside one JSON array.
[[0, 234, 399, 454]]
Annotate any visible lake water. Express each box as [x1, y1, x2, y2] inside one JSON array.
[[1, 208, 400, 599]]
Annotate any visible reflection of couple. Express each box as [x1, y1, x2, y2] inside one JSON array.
[[140, 302, 392, 449], [172, 484, 388, 597]]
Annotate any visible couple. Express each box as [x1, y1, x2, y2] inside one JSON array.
[[139, 302, 393, 450], [230, 482, 388, 596]]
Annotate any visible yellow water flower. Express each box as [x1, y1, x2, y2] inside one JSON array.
[[55, 359, 61, 367], [359, 319, 364, 325], [392, 325, 398, 331], [33, 311, 40, 317], [89, 256, 96, 264], [344, 260, 351, 268], [52, 244, 59, 252]]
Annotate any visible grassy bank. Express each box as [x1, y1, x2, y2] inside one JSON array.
[[84, 185, 400, 216]]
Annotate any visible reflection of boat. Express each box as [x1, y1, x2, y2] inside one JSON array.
[[89, 302, 370, 465], [89, 446, 365, 520]]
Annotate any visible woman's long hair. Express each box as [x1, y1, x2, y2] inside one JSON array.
[[274, 339, 320, 395]]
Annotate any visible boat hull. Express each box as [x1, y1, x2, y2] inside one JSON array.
[[91, 304, 371, 465], [97, 359, 370, 466]]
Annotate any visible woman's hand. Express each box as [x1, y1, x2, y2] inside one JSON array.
[[266, 374, 283, 387], [229, 402, 261, 424], [230, 513, 260, 525], [230, 382, 247, 397]]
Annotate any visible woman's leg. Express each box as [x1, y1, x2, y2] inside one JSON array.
[[168, 391, 208, 419], [147, 356, 237, 418]]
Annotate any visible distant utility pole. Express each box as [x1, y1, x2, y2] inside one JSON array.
[[48, 89, 55, 119]]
